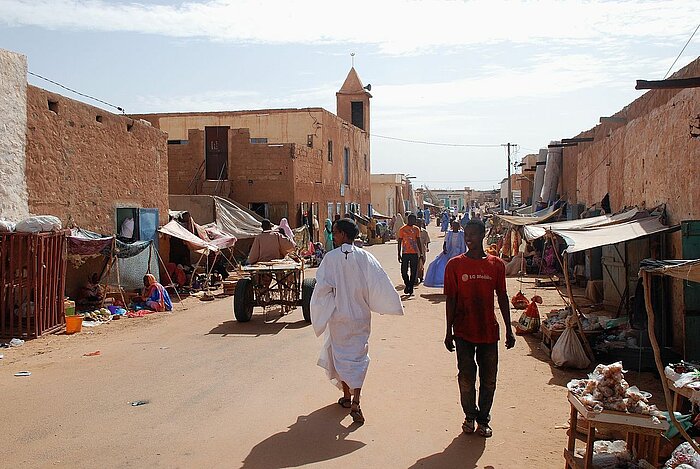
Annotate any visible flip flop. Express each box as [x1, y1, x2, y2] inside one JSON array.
[[477, 424, 493, 438], [337, 397, 352, 408], [462, 418, 475, 434]]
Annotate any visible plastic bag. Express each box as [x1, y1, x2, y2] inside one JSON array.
[[551, 316, 591, 369], [665, 442, 700, 468], [516, 295, 543, 335], [15, 216, 62, 233], [511, 291, 529, 310]]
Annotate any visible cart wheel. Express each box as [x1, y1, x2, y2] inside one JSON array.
[[234, 278, 254, 322], [301, 278, 316, 323]]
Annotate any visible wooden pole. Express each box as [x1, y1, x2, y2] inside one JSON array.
[[642, 272, 700, 454], [563, 251, 596, 363]]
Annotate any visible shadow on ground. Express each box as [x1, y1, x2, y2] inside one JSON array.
[[208, 317, 309, 337], [241, 404, 364, 468], [408, 435, 486, 468], [419, 293, 446, 304], [517, 325, 581, 387]]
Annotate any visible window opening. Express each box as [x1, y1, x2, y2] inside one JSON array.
[[351, 101, 364, 130], [327, 140, 333, 162], [48, 100, 58, 114], [343, 147, 350, 185]]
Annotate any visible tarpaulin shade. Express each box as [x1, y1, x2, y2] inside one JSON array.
[[214, 196, 262, 240], [495, 206, 563, 226], [159, 220, 218, 252], [67, 228, 152, 258], [371, 211, 391, 219], [523, 208, 643, 240], [639, 259, 700, 283], [550, 217, 674, 253], [203, 224, 237, 250]]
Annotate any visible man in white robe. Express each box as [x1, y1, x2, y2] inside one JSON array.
[[310, 218, 403, 424]]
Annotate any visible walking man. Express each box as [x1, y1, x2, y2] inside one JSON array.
[[443, 218, 515, 438], [310, 218, 403, 423], [397, 214, 423, 295]]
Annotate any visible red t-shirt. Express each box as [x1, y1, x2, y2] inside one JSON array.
[[443, 254, 507, 344]]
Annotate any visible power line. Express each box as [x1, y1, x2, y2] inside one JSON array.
[[28, 71, 125, 113], [371, 134, 502, 148], [663, 22, 700, 79]]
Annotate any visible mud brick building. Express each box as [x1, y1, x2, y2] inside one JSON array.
[[0, 48, 169, 234], [135, 68, 372, 230], [557, 57, 700, 356]]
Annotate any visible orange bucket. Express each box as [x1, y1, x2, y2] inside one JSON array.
[[65, 315, 83, 334]]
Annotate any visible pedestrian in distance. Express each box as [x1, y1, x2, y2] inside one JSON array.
[[310, 218, 404, 424], [397, 214, 423, 296], [443, 218, 515, 438]]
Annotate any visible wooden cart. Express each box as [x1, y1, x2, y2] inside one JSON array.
[[233, 261, 315, 323]]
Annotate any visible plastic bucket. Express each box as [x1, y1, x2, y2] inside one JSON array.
[[65, 315, 83, 334]]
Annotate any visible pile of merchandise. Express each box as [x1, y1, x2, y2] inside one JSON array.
[[544, 308, 604, 332], [568, 362, 659, 415]]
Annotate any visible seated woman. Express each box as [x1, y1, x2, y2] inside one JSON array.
[[141, 274, 173, 312]]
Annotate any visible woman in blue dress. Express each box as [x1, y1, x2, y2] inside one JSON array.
[[424, 221, 467, 288], [440, 211, 450, 233]]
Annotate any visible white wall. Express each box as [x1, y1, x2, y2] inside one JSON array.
[[0, 49, 29, 221]]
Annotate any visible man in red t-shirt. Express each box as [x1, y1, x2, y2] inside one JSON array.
[[443, 218, 515, 438], [397, 214, 424, 296]]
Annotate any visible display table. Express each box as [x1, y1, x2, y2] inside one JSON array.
[[564, 391, 668, 468], [667, 377, 696, 412]]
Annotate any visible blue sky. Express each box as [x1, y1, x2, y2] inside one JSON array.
[[1, 0, 698, 190]]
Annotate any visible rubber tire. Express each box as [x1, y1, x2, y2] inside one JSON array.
[[233, 278, 254, 322], [301, 278, 316, 323]]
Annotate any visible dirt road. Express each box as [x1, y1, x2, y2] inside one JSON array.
[[1, 224, 580, 468]]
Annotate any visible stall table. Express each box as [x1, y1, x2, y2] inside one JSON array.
[[564, 391, 668, 469], [667, 377, 696, 412]]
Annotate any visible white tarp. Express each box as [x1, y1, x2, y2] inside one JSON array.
[[523, 208, 642, 240], [495, 206, 562, 226], [214, 196, 262, 240], [159, 220, 218, 252], [549, 217, 673, 254]]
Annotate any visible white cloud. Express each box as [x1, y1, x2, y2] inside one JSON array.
[[0, 0, 697, 55]]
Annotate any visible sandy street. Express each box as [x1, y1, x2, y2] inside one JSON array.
[[1, 223, 583, 469]]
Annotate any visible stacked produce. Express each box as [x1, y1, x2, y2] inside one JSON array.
[[568, 362, 658, 415]]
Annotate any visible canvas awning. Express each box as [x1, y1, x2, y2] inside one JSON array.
[[523, 207, 643, 240], [423, 201, 437, 208], [67, 228, 152, 258], [542, 217, 675, 254], [372, 211, 391, 219], [159, 220, 218, 252], [214, 196, 262, 239], [495, 206, 563, 226], [639, 259, 700, 283]]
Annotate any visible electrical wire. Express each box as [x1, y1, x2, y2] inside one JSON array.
[[663, 22, 700, 79], [371, 133, 502, 147], [28, 71, 125, 113]]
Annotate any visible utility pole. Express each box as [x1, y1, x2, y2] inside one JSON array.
[[506, 143, 512, 212]]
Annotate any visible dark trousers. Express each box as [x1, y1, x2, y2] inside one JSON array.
[[455, 338, 498, 425], [400, 253, 419, 293]]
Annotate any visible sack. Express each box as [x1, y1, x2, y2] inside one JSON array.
[[15, 216, 62, 233], [0, 219, 15, 233], [511, 291, 529, 310], [551, 316, 591, 369], [515, 295, 543, 335]]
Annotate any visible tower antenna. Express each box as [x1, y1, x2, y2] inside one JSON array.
[[351, 52, 355, 67]]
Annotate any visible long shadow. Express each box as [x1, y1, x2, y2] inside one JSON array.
[[207, 318, 304, 337], [517, 326, 586, 388], [419, 293, 446, 304], [241, 404, 365, 468], [408, 435, 486, 469]]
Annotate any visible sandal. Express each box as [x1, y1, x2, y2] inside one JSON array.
[[462, 418, 475, 434], [337, 397, 352, 408], [350, 402, 365, 424], [477, 424, 493, 438]]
